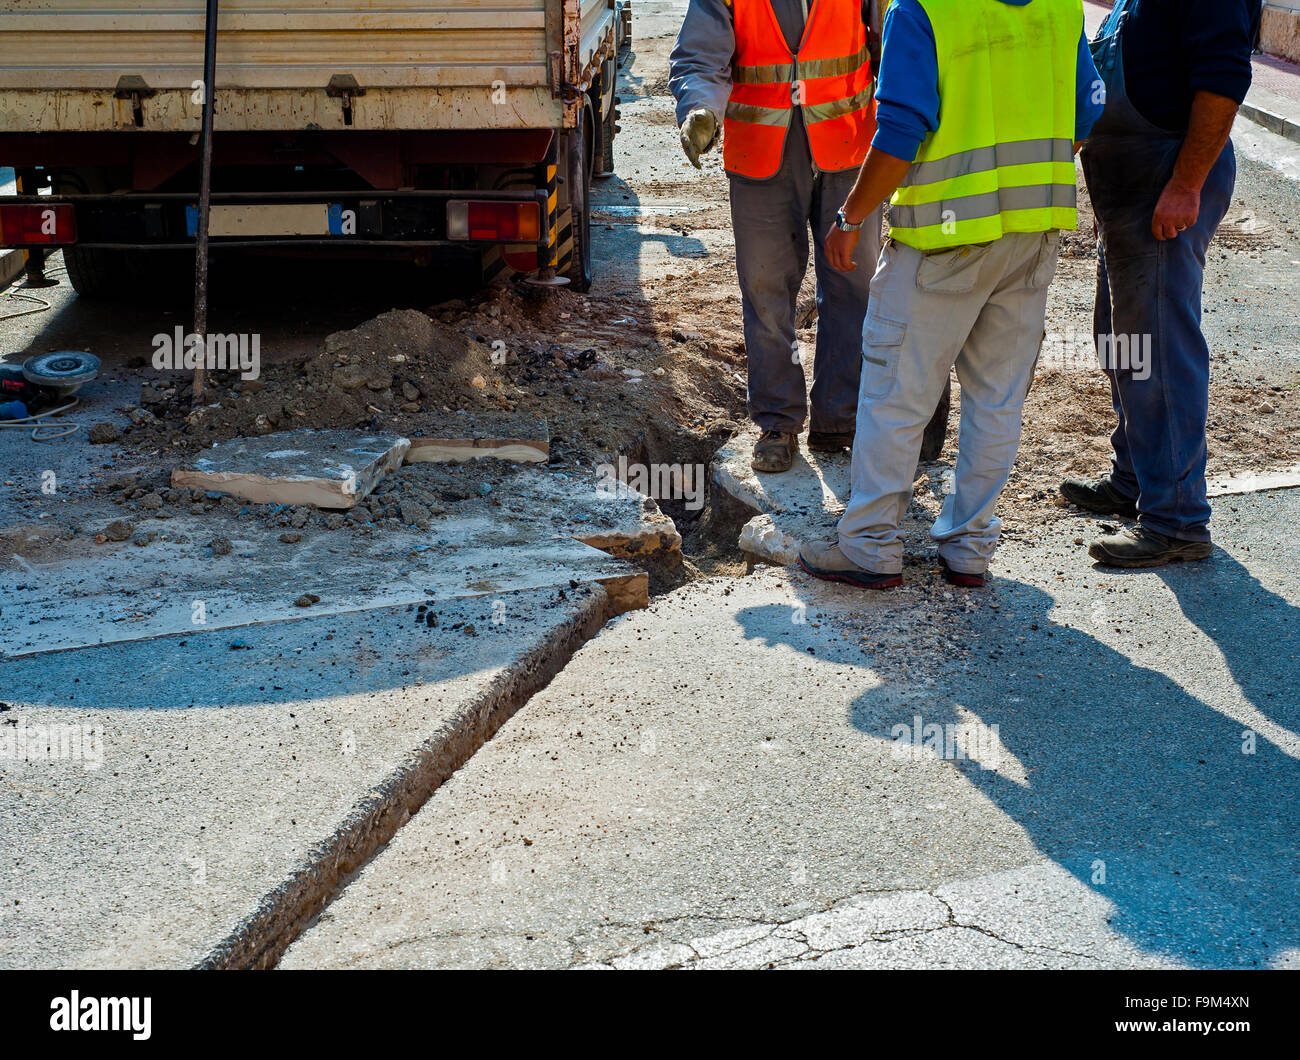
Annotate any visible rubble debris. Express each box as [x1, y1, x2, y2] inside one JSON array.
[[87, 423, 122, 444], [102, 519, 134, 542]]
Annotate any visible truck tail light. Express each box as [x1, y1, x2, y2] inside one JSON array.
[[446, 200, 541, 243], [0, 204, 77, 246]]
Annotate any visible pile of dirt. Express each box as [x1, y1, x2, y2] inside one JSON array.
[[114, 284, 745, 480]]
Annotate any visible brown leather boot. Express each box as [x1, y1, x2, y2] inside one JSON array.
[[1089, 526, 1212, 568], [751, 430, 796, 473]]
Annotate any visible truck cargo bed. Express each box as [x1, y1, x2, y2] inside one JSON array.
[[0, 0, 617, 131]]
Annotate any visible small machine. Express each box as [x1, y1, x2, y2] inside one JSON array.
[[0, 351, 101, 421]]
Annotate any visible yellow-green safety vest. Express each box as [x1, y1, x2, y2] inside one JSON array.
[[888, 0, 1082, 251]]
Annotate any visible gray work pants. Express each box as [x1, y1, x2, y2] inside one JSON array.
[[729, 125, 882, 435], [838, 231, 1060, 574]]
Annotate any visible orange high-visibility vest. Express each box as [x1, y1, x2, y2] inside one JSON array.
[[724, 0, 876, 180]]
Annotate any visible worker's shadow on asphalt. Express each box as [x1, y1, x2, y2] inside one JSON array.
[[1155, 548, 1300, 737], [592, 175, 710, 283], [735, 552, 1300, 969]]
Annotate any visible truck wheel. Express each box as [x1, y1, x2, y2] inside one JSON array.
[[563, 102, 594, 292], [65, 246, 182, 300], [920, 375, 952, 462], [64, 247, 130, 298]]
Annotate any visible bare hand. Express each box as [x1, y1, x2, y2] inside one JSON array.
[[1152, 181, 1200, 240], [825, 224, 860, 272]]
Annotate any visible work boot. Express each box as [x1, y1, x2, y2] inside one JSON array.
[[1060, 477, 1138, 518], [797, 541, 902, 590], [807, 430, 854, 452], [1088, 525, 1212, 568], [937, 555, 986, 588], [751, 430, 796, 473]]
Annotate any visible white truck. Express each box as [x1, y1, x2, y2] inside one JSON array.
[[0, 0, 630, 295]]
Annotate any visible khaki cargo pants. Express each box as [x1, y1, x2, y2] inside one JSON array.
[[838, 230, 1060, 575]]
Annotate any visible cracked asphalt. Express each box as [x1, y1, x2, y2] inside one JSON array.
[[282, 491, 1299, 970]]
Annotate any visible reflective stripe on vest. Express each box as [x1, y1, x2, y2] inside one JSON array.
[[887, 0, 1081, 251], [889, 183, 1078, 230], [723, 0, 876, 180]]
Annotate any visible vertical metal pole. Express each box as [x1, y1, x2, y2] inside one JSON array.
[[191, 0, 220, 407]]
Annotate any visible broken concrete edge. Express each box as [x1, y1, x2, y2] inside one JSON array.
[[197, 583, 616, 971], [579, 523, 683, 561], [0, 564, 647, 663], [170, 468, 373, 511], [406, 437, 549, 465], [1206, 465, 1300, 498]]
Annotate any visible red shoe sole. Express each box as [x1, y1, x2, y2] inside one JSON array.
[[937, 558, 986, 588]]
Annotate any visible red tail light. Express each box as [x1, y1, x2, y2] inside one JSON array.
[[0, 204, 77, 246], [446, 200, 541, 243]]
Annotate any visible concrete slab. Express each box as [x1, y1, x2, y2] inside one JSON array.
[[0, 249, 23, 290], [172, 430, 410, 510], [282, 490, 1300, 970], [1207, 463, 1300, 497], [0, 521, 643, 659], [1, 457, 676, 660], [406, 412, 549, 465], [0, 582, 614, 969]]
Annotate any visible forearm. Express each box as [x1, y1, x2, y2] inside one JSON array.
[[668, 0, 736, 125], [841, 147, 914, 224], [1170, 90, 1239, 192]]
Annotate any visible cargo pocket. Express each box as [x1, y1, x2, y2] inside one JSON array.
[[861, 312, 906, 398], [1028, 231, 1062, 289], [916, 242, 991, 293]]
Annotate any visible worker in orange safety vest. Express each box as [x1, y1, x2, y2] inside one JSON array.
[[670, 0, 909, 474]]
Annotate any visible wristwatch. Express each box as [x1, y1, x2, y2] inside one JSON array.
[[835, 208, 864, 232]]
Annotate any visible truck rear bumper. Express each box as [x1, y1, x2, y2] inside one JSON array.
[[0, 189, 551, 255]]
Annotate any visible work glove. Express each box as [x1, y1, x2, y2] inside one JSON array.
[[680, 109, 719, 169]]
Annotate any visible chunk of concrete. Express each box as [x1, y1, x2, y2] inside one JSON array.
[[407, 437, 548, 465], [172, 430, 410, 510], [712, 426, 852, 566], [737, 513, 800, 566], [406, 413, 550, 465]]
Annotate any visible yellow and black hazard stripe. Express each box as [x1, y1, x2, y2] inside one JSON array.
[[549, 158, 576, 275]]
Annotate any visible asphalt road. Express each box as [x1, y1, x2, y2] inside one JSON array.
[[284, 490, 1300, 969]]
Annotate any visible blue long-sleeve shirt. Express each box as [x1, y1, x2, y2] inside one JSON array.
[[875, 0, 1104, 162], [1117, 0, 1258, 132]]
